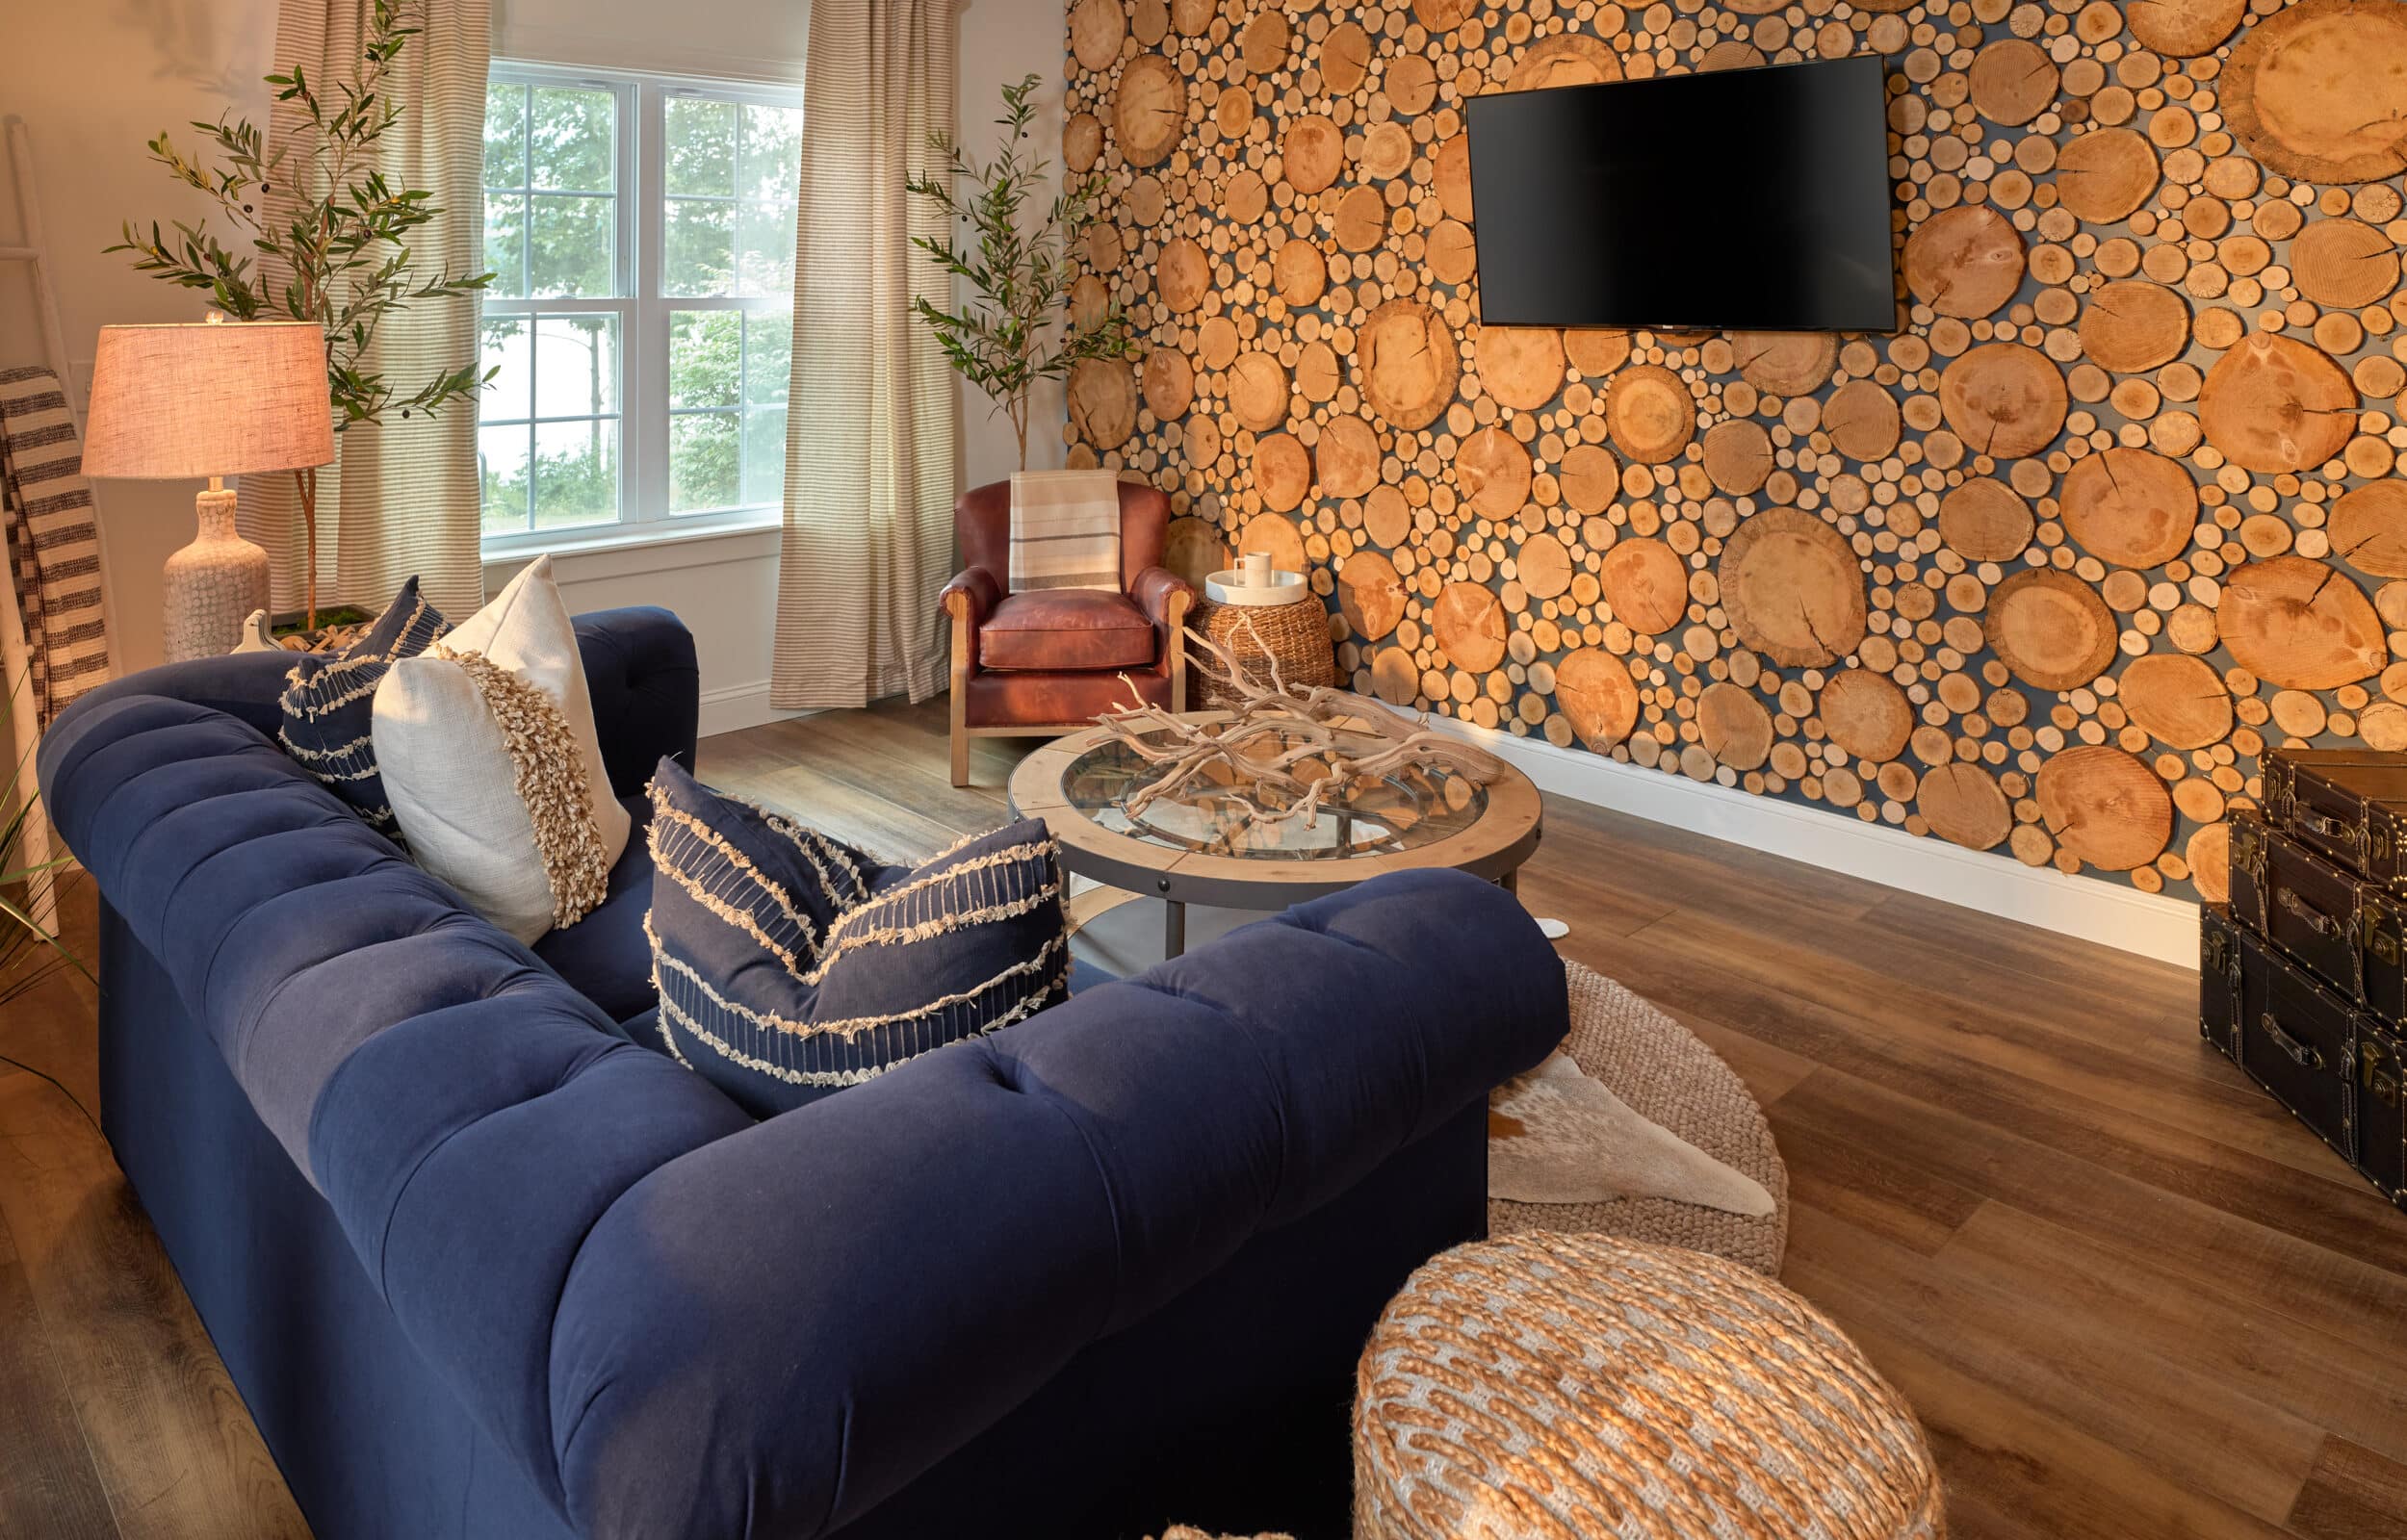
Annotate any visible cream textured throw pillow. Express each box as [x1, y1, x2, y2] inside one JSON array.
[[373, 556, 630, 943]]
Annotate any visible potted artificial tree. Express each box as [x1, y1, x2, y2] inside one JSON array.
[[907, 72, 1135, 471]]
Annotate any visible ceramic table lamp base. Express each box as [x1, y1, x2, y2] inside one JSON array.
[[163, 484, 272, 661]]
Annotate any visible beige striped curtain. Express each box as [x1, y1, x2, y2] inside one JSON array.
[[768, 0, 961, 709], [240, 0, 490, 623]]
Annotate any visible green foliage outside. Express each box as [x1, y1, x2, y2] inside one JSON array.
[[478, 86, 799, 531]]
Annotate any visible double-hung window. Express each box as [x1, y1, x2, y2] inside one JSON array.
[[479, 64, 803, 549]]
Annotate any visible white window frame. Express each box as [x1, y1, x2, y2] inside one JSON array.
[[480, 61, 804, 557]]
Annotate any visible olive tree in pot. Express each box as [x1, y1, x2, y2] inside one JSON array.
[[108, 0, 493, 634], [906, 73, 1134, 472]]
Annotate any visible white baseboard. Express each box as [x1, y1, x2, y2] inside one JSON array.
[[697, 681, 816, 739], [1411, 702, 2200, 968]]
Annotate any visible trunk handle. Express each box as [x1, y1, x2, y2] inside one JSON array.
[[2258, 1013, 2325, 1072]]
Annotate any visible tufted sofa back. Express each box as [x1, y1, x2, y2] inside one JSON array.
[[38, 612, 1566, 1539]]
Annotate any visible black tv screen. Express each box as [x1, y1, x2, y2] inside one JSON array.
[[1464, 56, 1897, 332]]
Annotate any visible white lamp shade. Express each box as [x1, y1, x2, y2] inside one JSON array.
[[82, 320, 336, 479]]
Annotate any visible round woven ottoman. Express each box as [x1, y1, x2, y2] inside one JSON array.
[[1490, 961, 1789, 1275], [1191, 593, 1337, 706], [1356, 1232, 1945, 1540]]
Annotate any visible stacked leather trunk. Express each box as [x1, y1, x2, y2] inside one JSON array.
[[2203, 749, 2407, 1210]]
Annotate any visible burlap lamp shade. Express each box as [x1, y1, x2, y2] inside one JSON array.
[[83, 318, 334, 659]]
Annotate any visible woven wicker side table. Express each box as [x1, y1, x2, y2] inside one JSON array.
[[1356, 1232, 1946, 1540], [1190, 591, 1337, 706]]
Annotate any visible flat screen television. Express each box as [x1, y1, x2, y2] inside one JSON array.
[[1464, 56, 1897, 332]]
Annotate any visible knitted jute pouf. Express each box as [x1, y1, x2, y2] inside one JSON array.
[[1490, 961, 1790, 1275], [1355, 1232, 1946, 1540]]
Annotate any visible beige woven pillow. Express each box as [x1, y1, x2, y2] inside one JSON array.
[[372, 556, 630, 943]]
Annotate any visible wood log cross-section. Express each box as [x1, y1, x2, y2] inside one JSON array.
[[1970, 38, 2058, 127], [1337, 550, 1409, 639], [1820, 669, 1914, 763], [1606, 365, 1696, 464], [1937, 478, 2034, 562], [1598, 537, 1689, 635], [2199, 333, 2357, 474], [1918, 762, 2012, 851], [1434, 581, 1509, 672], [1939, 342, 2068, 459], [2054, 128, 2160, 222], [2118, 653, 2233, 749], [2037, 746, 2173, 872], [2328, 482, 2407, 578], [1475, 325, 1566, 412], [1902, 204, 2027, 320], [1282, 116, 1344, 195], [1718, 509, 1867, 668], [1734, 332, 1839, 398], [1069, 0, 1126, 71], [1359, 300, 1460, 429], [2078, 281, 2190, 374], [2058, 447, 2199, 570], [1112, 53, 1189, 168], [2217, 556, 2387, 690], [2291, 218, 2402, 310], [1069, 359, 1138, 450], [1458, 426, 1534, 520], [1553, 647, 1639, 749], [1984, 569, 2117, 691], [2126, 0, 2247, 57], [2224, 0, 2407, 183], [1316, 415, 1383, 500]]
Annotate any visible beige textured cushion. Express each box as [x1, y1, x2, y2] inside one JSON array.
[[1356, 1232, 1945, 1540], [373, 555, 630, 943]]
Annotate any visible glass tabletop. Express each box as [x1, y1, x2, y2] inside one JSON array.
[[1056, 726, 1489, 860]]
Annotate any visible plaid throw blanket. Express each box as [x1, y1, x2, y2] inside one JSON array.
[[1008, 470, 1124, 593], [0, 368, 111, 727]]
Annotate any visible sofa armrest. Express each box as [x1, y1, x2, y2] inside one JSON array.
[[574, 606, 699, 799], [549, 868, 1565, 1540]]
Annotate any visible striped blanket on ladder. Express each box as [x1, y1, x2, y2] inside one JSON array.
[[1008, 470, 1124, 593], [0, 367, 110, 727]]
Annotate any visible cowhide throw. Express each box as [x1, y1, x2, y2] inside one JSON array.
[[1488, 1051, 1776, 1217]]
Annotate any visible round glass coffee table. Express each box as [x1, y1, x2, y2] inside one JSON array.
[[1008, 712, 1542, 958]]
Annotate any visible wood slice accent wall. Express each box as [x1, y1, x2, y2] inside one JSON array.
[[1058, 0, 2407, 905]]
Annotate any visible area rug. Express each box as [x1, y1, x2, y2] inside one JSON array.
[[1489, 961, 1790, 1276]]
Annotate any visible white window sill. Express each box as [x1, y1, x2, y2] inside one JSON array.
[[479, 508, 783, 569]]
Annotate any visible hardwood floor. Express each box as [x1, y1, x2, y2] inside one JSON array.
[[5, 694, 2406, 1536]]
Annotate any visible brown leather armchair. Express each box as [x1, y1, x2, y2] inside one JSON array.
[[939, 478, 1195, 785]]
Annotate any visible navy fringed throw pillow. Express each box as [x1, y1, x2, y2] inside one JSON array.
[[276, 577, 449, 839], [644, 757, 1070, 1116]]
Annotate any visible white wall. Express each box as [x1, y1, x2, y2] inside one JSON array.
[[0, 0, 277, 674]]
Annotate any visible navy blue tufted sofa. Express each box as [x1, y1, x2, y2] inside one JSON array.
[[36, 607, 1567, 1540]]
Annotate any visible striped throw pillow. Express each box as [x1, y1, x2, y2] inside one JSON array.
[[644, 757, 1071, 1117], [276, 578, 450, 839]]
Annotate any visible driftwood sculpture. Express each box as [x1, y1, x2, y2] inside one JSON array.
[[1097, 616, 1506, 837]]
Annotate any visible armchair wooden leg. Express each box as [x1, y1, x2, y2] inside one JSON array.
[[1167, 591, 1191, 714], [946, 591, 974, 786]]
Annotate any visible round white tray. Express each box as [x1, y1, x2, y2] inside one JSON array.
[[1204, 568, 1307, 606]]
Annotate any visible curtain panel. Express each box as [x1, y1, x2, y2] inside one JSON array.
[[769, 0, 961, 710], [242, 0, 491, 624]]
